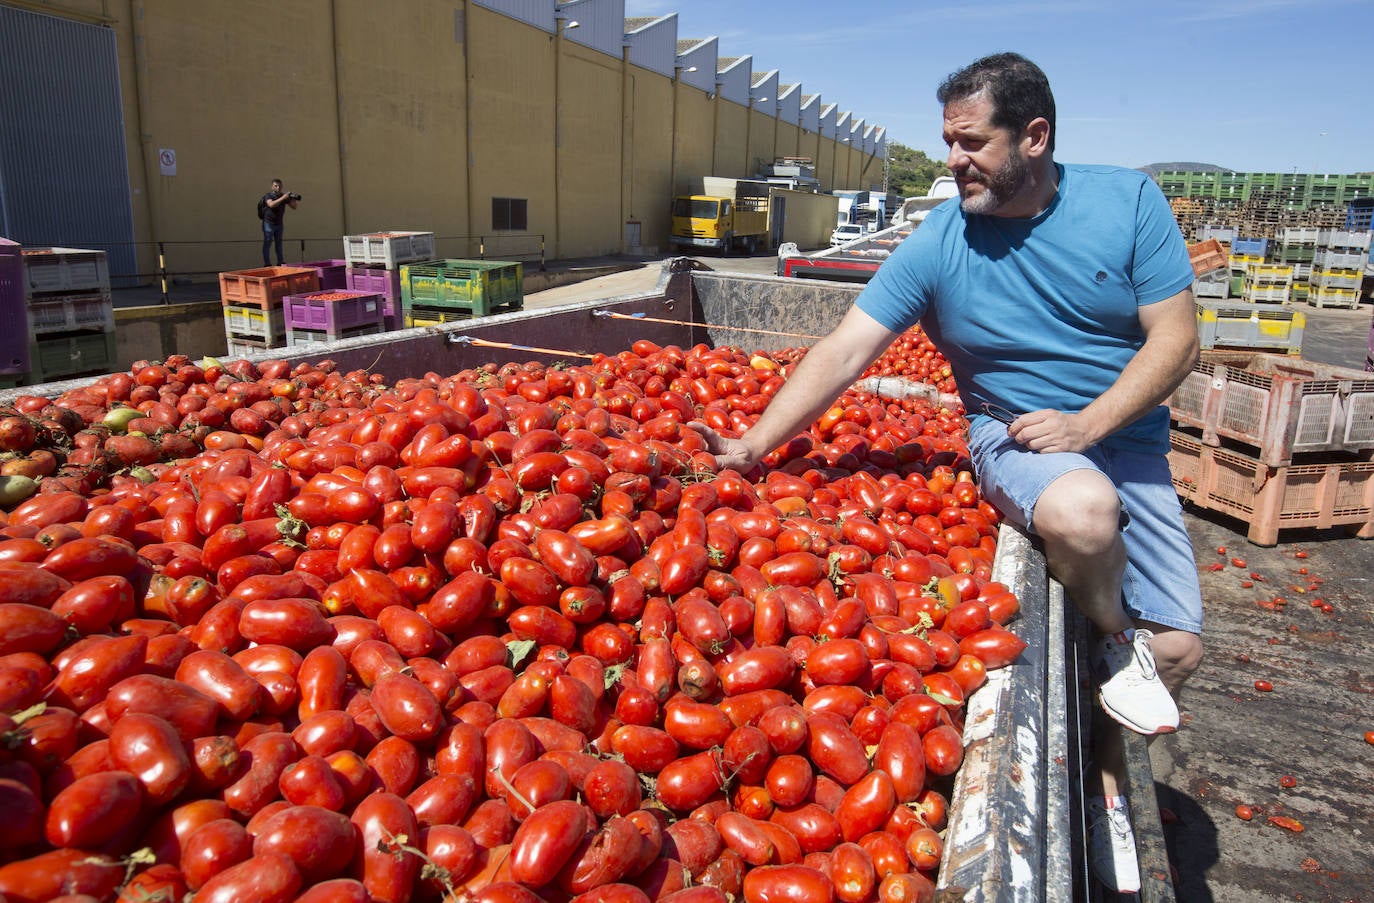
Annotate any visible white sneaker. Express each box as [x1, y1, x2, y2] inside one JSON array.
[[1087, 796, 1141, 894], [1095, 629, 1179, 736]]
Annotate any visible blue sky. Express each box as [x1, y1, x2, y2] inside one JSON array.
[[624, 0, 1371, 174]]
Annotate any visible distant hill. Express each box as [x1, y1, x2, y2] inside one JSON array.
[[1138, 162, 1232, 176]]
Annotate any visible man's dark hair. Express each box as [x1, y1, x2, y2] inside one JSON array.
[[272, 178, 283, 186], [937, 53, 1056, 153]]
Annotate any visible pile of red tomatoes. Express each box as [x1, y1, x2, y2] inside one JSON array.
[[0, 328, 1025, 903]]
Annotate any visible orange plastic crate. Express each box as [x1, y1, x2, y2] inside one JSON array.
[[219, 267, 318, 308], [1169, 429, 1374, 545], [1187, 238, 1227, 277]]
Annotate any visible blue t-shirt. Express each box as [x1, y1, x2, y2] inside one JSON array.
[[856, 163, 1193, 453]]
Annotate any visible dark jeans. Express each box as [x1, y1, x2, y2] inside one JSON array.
[[262, 222, 284, 266]]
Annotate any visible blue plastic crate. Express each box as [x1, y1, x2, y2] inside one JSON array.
[[1232, 237, 1269, 257], [1347, 200, 1373, 232]]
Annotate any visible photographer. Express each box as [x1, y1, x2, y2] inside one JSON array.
[[258, 178, 300, 266]]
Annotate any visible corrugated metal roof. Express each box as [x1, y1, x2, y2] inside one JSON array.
[[802, 94, 819, 105], [677, 38, 704, 53], [718, 55, 742, 68], [624, 16, 657, 30], [751, 71, 770, 88]]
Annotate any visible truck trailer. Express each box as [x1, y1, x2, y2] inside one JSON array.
[[0, 259, 1173, 901]]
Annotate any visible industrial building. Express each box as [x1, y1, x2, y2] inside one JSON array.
[[0, 0, 886, 284]]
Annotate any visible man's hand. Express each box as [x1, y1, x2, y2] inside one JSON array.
[[1006, 408, 1096, 454], [686, 421, 758, 472]]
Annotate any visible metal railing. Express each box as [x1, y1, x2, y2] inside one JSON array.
[[30, 234, 547, 304]]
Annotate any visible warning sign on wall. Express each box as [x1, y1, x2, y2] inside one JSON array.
[[158, 148, 177, 176]]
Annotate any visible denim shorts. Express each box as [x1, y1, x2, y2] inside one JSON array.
[[966, 416, 1204, 634]]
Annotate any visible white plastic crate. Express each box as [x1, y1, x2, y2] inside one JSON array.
[[21, 248, 110, 296], [342, 232, 436, 269], [1309, 286, 1360, 309], [1278, 227, 1319, 246], [224, 336, 276, 359], [223, 305, 287, 343], [25, 293, 114, 335], [1313, 247, 1367, 270], [286, 322, 385, 347], [1308, 268, 1362, 290], [1196, 300, 1304, 355], [1192, 270, 1229, 298], [1317, 229, 1372, 251]]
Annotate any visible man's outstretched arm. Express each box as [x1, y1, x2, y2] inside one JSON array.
[[690, 305, 900, 470]]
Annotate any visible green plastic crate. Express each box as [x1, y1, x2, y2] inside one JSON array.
[[28, 332, 117, 383], [399, 259, 523, 315]]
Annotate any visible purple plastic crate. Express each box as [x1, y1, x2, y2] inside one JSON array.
[[283, 290, 386, 335], [0, 240, 29, 375], [301, 259, 349, 290], [346, 266, 401, 319]]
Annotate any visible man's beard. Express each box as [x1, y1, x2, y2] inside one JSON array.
[[958, 149, 1029, 215]]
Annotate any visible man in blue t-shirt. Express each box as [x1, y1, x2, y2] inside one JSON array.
[[690, 53, 1202, 894]]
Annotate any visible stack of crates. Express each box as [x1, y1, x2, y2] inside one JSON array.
[[1167, 351, 1374, 545], [19, 247, 117, 384], [1188, 239, 1230, 299], [343, 232, 436, 330], [1241, 263, 1294, 304], [399, 259, 523, 327], [283, 290, 387, 347], [1271, 227, 1317, 268], [1228, 238, 1267, 298], [0, 239, 25, 386], [219, 266, 319, 356], [1307, 230, 1370, 309], [299, 259, 349, 291]]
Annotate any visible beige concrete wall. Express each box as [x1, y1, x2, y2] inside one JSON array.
[[334, 1, 469, 246], [746, 108, 775, 178], [559, 41, 627, 257], [776, 122, 800, 160], [774, 189, 840, 250], [671, 86, 715, 198], [626, 65, 673, 249], [715, 101, 750, 180]]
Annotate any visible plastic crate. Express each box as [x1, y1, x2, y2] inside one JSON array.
[[27, 332, 117, 383], [1317, 229, 1371, 252], [1309, 286, 1360, 309], [1346, 205, 1373, 232], [1228, 253, 1264, 274], [404, 307, 480, 328], [1168, 351, 1374, 466], [299, 259, 349, 290], [0, 240, 28, 375], [1166, 429, 1203, 501], [223, 305, 286, 343], [225, 336, 277, 359], [1308, 268, 1362, 290], [399, 259, 523, 315], [282, 290, 385, 333], [1192, 270, 1229, 298], [1196, 225, 1236, 244], [219, 267, 318, 308], [19, 247, 110, 296], [26, 293, 115, 335], [1278, 227, 1318, 246], [342, 232, 436, 269], [1196, 300, 1304, 355], [286, 322, 386, 347], [1231, 238, 1268, 258], [1241, 284, 1290, 304], [1168, 429, 1374, 546], [345, 266, 402, 319], [1187, 239, 1228, 276], [1313, 248, 1367, 270]]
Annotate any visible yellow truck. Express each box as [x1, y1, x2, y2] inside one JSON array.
[[669, 178, 771, 256]]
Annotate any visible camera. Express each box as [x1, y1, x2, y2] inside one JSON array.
[[288, 192, 302, 201]]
